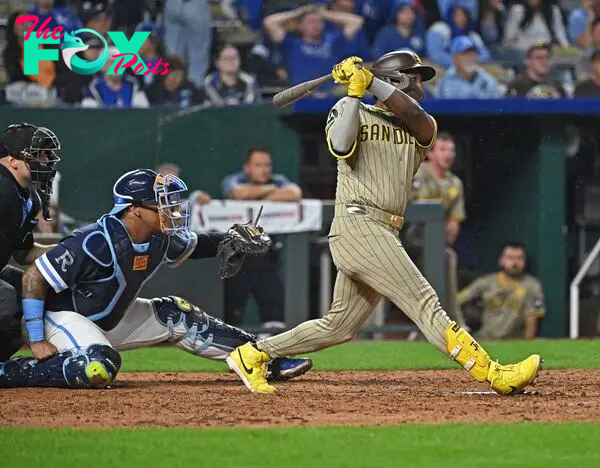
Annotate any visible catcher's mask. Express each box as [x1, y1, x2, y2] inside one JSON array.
[[109, 169, 190, 236], [0, 123, 61, 220], [371, 49, 435, 101], [153, 173, 190, 235]]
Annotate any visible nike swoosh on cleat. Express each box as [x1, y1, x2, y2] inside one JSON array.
[[238, 349, 253, 375]]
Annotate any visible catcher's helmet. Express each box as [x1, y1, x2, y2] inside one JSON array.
[[109, 168, 190, 236], [372, 50, 436, 83]]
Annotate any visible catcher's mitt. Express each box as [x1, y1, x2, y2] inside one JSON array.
[[217, 221, 272, 279]]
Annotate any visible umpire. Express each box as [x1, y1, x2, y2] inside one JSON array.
[[0, 123, 61, 360]]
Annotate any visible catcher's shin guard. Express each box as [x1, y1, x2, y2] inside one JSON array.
[[0, 344, 121, 389], [445, 321, 490, 382]]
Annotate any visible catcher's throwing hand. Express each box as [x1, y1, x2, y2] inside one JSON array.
[[332, 56, 374, 99], [217, 221, 273, 279]]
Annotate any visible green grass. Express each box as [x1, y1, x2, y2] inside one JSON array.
[[119, 339, 600, 373], [2, 423, 600, 468]]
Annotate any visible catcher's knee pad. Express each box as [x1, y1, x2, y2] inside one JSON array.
[[0, 344, 121, 389], [445, 322, 490, 382], [64, 344, 122, 389], [152, 296, 256, 360]]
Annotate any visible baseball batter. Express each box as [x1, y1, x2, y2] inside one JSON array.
[[227, 51, 542, 395], [0, 169, 311, 388]]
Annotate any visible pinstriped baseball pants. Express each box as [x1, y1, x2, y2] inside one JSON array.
[[257, 211, 452, 358]]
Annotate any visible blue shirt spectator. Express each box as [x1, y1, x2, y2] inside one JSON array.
[[222, 148, 302, 201], [436, 36, 502, 98], [568, 2, 600, 49], [264, 5, 363, 86], [374, 0, 425, 58], [436, 0, 478, 21], [360, 0, 395, 42], [426, 1, 490, 67], [324, 0, 372, 61], [29, 0, 83, 35], [81, 47, 150, 108]]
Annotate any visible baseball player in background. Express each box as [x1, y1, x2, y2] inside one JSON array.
[[0, 169, 311, 389], [458, 242, 545, 340], [227, 51, 542, 394]]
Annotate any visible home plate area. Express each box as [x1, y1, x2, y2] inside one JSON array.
[[1, 370, 599, 428]]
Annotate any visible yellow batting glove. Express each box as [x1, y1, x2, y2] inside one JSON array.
[[331, 56, 364, 84], [347, 69, 368, 98]]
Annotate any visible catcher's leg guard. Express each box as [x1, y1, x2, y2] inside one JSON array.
[[151, 296, 312, 380], [0, 344, 121, 389], [445, 321, 490, 382]]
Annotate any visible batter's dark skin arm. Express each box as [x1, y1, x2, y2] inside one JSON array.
[[22, 263, 57, 359], [377, 91, 436, 147]]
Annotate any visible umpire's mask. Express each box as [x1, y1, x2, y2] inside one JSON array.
[[0, 123, 61, 220]]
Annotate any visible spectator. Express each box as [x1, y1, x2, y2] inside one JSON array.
[[326, 0, 373, 61], [222, 148, 303, 201], [164, 0, 211, 88], [503, 0, 569, 52], [155, 162, 211, 205], [478, 0, 508, 48], [136, 22, 168, 88], [360, 0, 395, 41], [407, 132, 466, 326], [577, 18, 600, 78], [568, 0, 600, 48], [81, 46, 150, 108], [221, 147, 302, 331], [458, 242, 545, 340], [28, 0, 82, 34], [263, 4, 363, 86], [78, 0, 111, 38], [575, 51, 600, 97], [374, 0, 425, 58], [147, 56, 206, 108], [506, 42, 566, 98], [203, 45, 258, 107], [436, 36, 503, 98], [247, 3, 300, 88], [426, 1, 491, 67]]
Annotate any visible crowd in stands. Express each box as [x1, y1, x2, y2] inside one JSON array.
[[1, 0, 600, 108]]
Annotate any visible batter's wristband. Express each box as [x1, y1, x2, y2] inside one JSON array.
[[23, 298, 45, 343], [368, 77, 396, 102]]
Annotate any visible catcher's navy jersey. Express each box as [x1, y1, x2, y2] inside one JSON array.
[[35, 215, 197, 330]]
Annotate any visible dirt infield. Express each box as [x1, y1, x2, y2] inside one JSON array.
[[1, 369, 599, 428]]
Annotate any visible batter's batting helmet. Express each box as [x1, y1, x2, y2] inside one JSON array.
[[372, 50, 436, 83]]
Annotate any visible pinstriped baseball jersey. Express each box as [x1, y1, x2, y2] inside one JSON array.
[[326, 103, 435, 216]]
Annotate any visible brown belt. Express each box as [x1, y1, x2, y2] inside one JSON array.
[[336, 204, 405, 230]]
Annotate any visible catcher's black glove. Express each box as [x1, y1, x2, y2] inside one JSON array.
[[217, 221, 272, 279]]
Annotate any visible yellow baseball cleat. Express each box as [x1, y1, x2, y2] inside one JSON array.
[[226, 343, 276, 394], [487, 354, 543, 395]]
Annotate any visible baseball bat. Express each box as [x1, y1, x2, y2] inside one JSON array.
[[272, 73, 333, 108], [272, 63, 364, 108]]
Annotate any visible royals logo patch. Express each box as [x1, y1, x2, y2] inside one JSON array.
[[132, 255, 149, 271]]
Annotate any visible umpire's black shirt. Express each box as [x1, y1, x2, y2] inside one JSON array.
[[0, 164, 41, 270]]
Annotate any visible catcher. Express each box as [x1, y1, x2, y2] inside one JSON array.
[[0, 169, 311, 388], [226, 51, 542, 394]]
